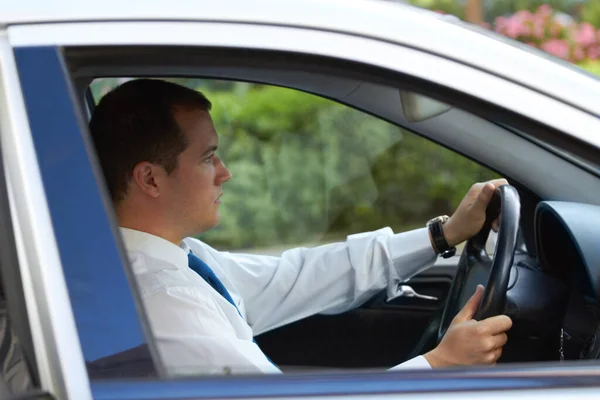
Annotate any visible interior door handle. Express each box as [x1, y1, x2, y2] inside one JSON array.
[[396, 285, 439, 301]]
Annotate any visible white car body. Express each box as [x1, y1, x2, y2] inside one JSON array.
[[0, 0, 599, 399]]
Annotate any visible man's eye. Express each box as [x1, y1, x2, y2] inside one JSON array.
[[203, 155, 214, 164]]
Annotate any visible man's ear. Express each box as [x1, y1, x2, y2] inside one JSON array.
[[131, 161, 162, 198]]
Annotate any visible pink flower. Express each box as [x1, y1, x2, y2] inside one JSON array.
[[537, 4, 553, 18], [514, 9, 533, 23], [504, 17, 526, 38], [531, 18, 545, 39], [541, 39, 570, 60], [588, 46, 600, 60], [494, 16, 506, 33], [573, 46, 586, 62], [574, 23, 597, 48], [548, 21, 563, 37]]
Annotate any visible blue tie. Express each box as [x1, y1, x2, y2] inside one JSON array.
[[187, 252, 277, 367], [187, 252, 240, 315]]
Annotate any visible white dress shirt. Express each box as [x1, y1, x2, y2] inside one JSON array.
[[121, 226, 438, 376]]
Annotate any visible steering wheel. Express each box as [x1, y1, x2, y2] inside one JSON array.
[[438, 185, 521, 342]]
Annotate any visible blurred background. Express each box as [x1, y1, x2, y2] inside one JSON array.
[[91, 0, 600, 253], [403, 0, 600, 74]]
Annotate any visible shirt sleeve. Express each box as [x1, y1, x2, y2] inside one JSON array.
[[142, 286, 281, 376], [207, 227, 437, 335], [389, 355, 432, 370]]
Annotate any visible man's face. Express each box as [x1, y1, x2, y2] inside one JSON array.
[[162, 107, 231, 236]]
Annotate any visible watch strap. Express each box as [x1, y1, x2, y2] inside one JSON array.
[[427, 216, 456, 258]]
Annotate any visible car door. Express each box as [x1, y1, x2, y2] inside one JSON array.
[[5, 16, 600, 400]]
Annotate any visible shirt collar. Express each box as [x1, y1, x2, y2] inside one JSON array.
[[119, 227, 190, 270]]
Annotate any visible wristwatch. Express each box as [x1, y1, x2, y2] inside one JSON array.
[[426, 215, 457, 258]]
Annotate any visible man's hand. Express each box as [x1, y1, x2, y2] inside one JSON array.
[[442, 179, 508, 248], [424, 285, 512, 368]]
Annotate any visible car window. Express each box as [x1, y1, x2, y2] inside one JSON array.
[[90, 78, 499, 257]]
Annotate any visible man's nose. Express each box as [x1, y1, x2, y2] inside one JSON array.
[[216, 157, 232, 184]]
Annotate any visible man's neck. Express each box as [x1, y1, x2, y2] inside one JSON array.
[[118, 222, 183, 245], [116, 203, 184, 245]]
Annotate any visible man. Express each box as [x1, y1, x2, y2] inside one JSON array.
[[90, 79, 512, 376]]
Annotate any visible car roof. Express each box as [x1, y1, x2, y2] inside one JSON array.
[[4, 0, 600, 119]]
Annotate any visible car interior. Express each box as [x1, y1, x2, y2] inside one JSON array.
[[10, 44, 600, 379]]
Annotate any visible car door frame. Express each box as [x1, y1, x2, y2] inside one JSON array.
[[4, 19, 600, 400]]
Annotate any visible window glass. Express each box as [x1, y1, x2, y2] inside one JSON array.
[[90, 78, 498, 255]]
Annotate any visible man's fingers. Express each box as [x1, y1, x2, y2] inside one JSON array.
[[491, 333, 508, 350], [454, 285, 484, 323], [478, 315, 513, 336], [488, 348, 503, 365], [473, 179, 509, 211], [472, 183, 495, 213], [471, 179, 509, 227], [487, 178, 509, 188]]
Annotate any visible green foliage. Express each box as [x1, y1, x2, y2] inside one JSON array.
[[581, 0, 600, 28], [577, 59, 600, 76], [409, 0, 584, 23], [408, 0, 465, 18], [484, 0, 582, 20]]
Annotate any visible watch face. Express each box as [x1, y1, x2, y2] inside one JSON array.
[[427, 215, 449, 226]]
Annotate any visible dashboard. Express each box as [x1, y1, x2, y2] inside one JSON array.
[[533, 201, 600, 360]]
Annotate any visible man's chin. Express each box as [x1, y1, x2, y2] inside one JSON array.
[[185, 219, 220, 239]]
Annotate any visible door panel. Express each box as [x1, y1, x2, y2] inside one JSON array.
[[255, 264, 457, 370]]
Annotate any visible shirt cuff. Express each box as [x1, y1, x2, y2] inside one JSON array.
[[389, 355, 432, 370], [386, 227, 437, 302]]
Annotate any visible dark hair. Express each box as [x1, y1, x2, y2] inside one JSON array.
[[89, 79, 212, 203]]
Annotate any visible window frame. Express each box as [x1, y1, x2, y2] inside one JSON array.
[[1, 36, 95, 399], [0, 33, 41, 396]]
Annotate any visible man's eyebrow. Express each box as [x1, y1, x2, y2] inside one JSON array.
[[201, 145, 218, 157]]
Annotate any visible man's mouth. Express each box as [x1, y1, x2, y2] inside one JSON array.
[[215, 193, 223, 204]]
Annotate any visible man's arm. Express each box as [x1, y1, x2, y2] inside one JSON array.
[[203, 179, 509, 335], [195, 226, 437, 336]]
